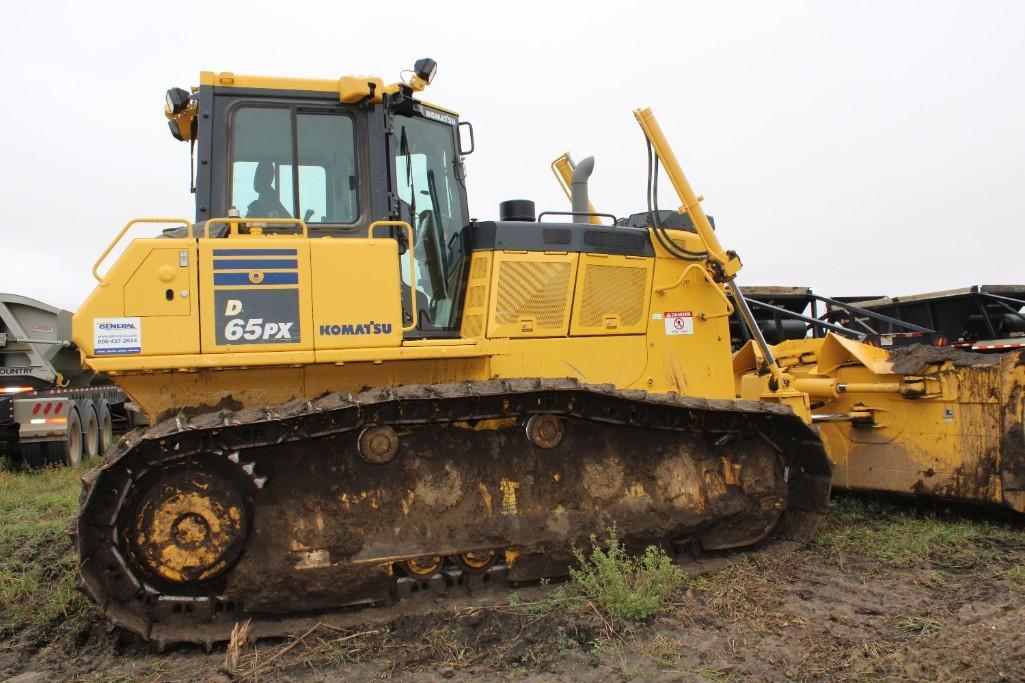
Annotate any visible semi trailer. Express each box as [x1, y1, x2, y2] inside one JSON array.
[[732, 285, 1025, 352], [0, 293, 129, 467]]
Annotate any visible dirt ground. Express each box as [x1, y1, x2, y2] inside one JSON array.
[[3, 492, 1025, 683]]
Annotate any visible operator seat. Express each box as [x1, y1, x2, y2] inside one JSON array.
[[246, 161, 291, 218]]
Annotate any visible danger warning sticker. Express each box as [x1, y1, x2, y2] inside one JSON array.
[[664, 311, 694, 335]]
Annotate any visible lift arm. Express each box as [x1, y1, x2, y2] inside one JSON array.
[[633, 109, 741, 277], [633, 108, 791, 396]]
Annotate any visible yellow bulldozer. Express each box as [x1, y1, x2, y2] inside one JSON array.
[[71, 59, 1023, 649], [72, 59, 834, 646]]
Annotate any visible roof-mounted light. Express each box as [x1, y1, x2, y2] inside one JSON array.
[[164, 86, 197, 142], [413, 58, 437, 85], [165, 87, 191, 115]]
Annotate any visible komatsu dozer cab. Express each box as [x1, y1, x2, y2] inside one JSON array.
[[72, 59, 831, 646]]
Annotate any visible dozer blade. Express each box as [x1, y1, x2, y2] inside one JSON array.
[[737, 335, 1025, 512], [76, 379, 830, 645]]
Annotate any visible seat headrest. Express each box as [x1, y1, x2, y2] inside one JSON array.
[[254, 161, 275, 194]]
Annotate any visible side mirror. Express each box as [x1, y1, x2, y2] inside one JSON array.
[[457, 121, 475, 155]]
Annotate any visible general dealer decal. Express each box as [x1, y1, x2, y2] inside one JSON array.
[[663, 311, 694, 335], [94, 317, 142, 355]]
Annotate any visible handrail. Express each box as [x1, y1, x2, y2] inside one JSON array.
[[202, 217, 309, 239], [980, 292, 1025, 325], [92, 218, 192, 283], [656, 263, 735, 319], [536, 210, 619, 225], [368, 220, 417, 332], [550, 153, 573, 202], [813, 293, 932, 333], [745, 299, 869, 340]]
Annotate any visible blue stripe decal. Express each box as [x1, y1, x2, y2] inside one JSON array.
[[214, 272, 299, 286], [212, 248, 298, 256], [213, 259, 299, 271]]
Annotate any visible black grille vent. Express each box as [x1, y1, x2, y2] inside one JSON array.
[[543, 229, 572, 245], [584, 230, 646, 251]]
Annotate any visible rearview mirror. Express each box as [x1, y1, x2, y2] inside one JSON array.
[[457, 121, 475, 155]]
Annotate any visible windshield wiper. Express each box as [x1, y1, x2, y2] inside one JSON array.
[[399, 126, 416, 219]]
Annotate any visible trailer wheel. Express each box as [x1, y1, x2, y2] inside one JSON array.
[[47, 407, 83, 467], [82, 403, 99, 458], [96, 400, 113, 454]]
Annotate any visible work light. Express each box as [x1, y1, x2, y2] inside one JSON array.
[[165, 87, 191, 115], [413, 58, 437, 85]]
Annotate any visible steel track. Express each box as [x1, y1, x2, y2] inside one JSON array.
[[74, 378, 831, 648]]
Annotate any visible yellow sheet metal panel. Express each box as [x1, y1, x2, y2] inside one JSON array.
[[198, 237, 313, 354], [486, 252, 577, 338], [490, 336, 647, 388], [116, 366, 306, 422], [569, 254, 653, 336], [643, 257, 736, 398], [304, 357, 490, 401], [200, 71, 341, 93], [114, 356, 492, 421], [72, 238, 200, 358], [90, 343, 493, 374], [197, 71, 460, 116], [460, 252, 492, 339], [124, 248, 193, 317], [309, 238, 402, 350]]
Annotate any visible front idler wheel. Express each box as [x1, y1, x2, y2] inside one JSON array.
[[124, 466, 251, 588]]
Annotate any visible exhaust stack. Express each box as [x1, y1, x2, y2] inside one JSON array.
[[570, 156, 594, 223]]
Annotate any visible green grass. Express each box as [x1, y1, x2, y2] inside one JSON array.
[[814, 495, 1025, 568], [568, 525, 686, 622], [0, 461, 90, 638], [897, 616, 942, 637], [1004, 565, 1025, 586]]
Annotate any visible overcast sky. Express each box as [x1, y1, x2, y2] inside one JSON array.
[[2, 0, 1022, 311]]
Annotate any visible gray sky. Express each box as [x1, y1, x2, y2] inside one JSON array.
[[2, 0, 1022, 311]]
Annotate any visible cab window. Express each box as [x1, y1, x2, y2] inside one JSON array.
[[230, 107, 359, 224]]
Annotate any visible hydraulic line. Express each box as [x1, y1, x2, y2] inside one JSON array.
[[635, 108, 785, 386], [646, 140, 707, 261]]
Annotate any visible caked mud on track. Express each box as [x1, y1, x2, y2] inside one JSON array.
[[74, 379, 831, 648]]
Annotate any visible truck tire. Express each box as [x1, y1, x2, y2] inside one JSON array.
[[81, 403, 100, 458], [47, 407, 83, 467], [96, 399, 114, 454]]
